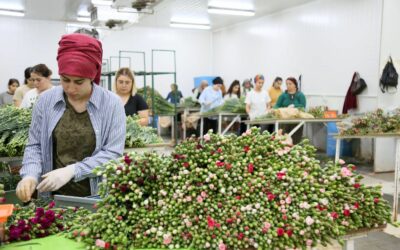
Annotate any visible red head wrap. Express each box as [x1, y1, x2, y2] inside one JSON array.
[[57, 33, 103, 84]]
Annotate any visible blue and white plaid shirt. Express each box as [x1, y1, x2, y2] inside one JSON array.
[[20, 84, 126, 196]]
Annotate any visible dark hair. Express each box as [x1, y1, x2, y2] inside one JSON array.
[[24, 67, 32, 84], [273, 77, 283, 83], [227, 80, 241, 98], [31, 64, 52, 78], [8, 78, 20, 87], [74, 28, 99, 39], [213, 76, 223, 85], [286, 77, 298, 90]]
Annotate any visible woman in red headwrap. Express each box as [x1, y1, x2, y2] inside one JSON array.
[[16, 33, 126, 202]]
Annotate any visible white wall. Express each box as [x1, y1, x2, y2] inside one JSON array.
[[374, 0, 400, 172], [212, 0, 383, 158], [0, 17, 65, 91], [0, 18, 213, 98]]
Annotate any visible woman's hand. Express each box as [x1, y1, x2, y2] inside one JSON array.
[[36, 165, 75, 192], [16, 177, 38, 202]]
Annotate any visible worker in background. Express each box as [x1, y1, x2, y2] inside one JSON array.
[[199, 76, 224, 133], [0, 79, 19, 106], [224, 80, 241, 100], [245, 74, 270, 121], [20, 64, 54, 109], [268, 76, 283, 108], [166, 83, 183, 104], [16, 33, 126, 202], [274, 77, 306, 143], [192, 80, 209, 101], [241, 78, 253, 97], [114, 67, 149, 126], [13, 67, 34, 107]]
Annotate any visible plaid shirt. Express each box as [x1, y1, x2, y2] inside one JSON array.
[[20, 84, 126, 196]]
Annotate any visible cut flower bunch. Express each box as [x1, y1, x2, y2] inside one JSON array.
[[67, 128, 390, 250], [125, 115, 163, 148]]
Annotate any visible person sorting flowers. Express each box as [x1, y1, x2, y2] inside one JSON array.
[[16, 33, 126, 202]]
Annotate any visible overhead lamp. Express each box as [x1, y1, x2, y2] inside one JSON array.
[[207, 6, 255, 16], [170, 21, 210, 30], [0, 9, 24, 17], [93, 6, 139, 22], [91, 0, 113, 6], [77, 16, 91, 22]]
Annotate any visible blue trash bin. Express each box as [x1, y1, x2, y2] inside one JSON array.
[[326, 122, 352, 157]]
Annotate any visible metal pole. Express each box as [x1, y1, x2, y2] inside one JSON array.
[[335, 139, 341, 163], [393, 138, 400, 222]]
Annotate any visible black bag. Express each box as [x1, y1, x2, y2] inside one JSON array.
[[380, 56, 398, 93], [350, 72, 367, 95]]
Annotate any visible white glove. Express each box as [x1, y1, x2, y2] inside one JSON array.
[[37, 165, 76, 193], [16, 177, 38, 202], [288, 104, 295, 108]]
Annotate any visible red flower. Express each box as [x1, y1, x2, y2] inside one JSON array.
[[236, 211, 241, 216], [183, 162, 190, 168], [282, 215, 287, 220], [117, 216, 123, 220], [218, 203, 222, 208], [173, 154, 185, 160], [237, 232, 244, 240], [225, 163, 232, 170], [226, 218, 234, 224], [286, 229, 293, 237], [123, 155, 132, 165], [216, 161, 225, 167], [217, 147, 223, 153], [330, 212, 338, 219], [215, 223, 221, 228], [104, 242, 111, 249], [353, 202, 360, 209], [374, 197, 380, 203], [351, 165, 357, 171], [267, 192, 275, 201], [212, 234, 216, 239], [207, 216, 215, 229], [48, 201, 56, 209], [119, 184, 129, 193], [243, 146, 250, 153], [316, 204, 326, 211], [196, 144, 203, 149], [353, 183, 361, 189], [343, 209, 351, 217], [277, 228, 285, 236], [277, 171, 286, 180], [247, 163, 254, 173], [235, 196, 241, 200], [244, 226, 249, 231]]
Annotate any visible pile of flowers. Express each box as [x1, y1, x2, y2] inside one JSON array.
[[339, 109, 400, 135], [5, 200, 90, 243], [125, 115, 163, 148], [67, 128, 391, 249], [308, 106, 328, 118]]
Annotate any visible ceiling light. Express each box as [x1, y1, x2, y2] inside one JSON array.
[[170, 21, 210, 30], [0, 9, 24, 17], [93, 6, 139, 22], [91, 0, 113, 6], [77, 16, 91, 22], [208, 7, 255, 16]]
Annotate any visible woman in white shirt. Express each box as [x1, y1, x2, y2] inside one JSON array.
[[224, 80, 241, 100], [245, 74, 270, 120], [20, 64, 54, 108]]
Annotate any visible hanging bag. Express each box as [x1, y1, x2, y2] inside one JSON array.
[[350, 72, 367, 95], [380, 56, 398, 93]]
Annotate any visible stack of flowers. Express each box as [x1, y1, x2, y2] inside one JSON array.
[[339, 109, 400, 136], [125, 115, 163, 148], [5, 201, 90, 243], [67, 128, 391, 250], [0, 183, 5, 203], [308, 106, 328, 119]]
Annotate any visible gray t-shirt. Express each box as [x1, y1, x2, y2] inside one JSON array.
[[0, 92, 13, 106]]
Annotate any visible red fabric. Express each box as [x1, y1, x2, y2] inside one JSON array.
[[57, 33, 103, 84], [342, 73, 358, 114]]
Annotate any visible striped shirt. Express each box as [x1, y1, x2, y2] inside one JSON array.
[[20, 84, 126, 197]]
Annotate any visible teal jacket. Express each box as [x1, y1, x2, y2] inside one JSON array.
[[274, 91, 306, 109]]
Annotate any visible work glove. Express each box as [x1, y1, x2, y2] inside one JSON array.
[[37, 164, 76, 193], [16, 177, 38, 202]]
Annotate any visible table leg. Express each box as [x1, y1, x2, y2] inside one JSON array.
[[200, 117, 204, 141], [157, 116, 161, 136], [335, 139, 341, 163], [274, 121, 279, 133], [183, 109, 187, 140], [288, 121, 305, 137], [171, 116, 175, 144], [218, 114, 222, 134], [393, 138, 400, 222], [222, 115, 239, 135], [343, 239, 355, 250]]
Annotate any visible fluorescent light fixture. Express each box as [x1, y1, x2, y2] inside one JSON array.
[[0, 9, 24, 17], [77, 16, 91, 22], [170, 21, 210, 30], [208, 7, 255, 16], [91, 0, 113, 6], [94, 6, 139, 22]]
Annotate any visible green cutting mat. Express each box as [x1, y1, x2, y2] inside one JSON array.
[[0, 235, 86, 250]]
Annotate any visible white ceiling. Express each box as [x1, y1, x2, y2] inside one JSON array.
[[0, 0, 315, 30]]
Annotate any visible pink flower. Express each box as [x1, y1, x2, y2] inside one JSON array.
[[277, 171, 286, 180], [203, 134, 211, 141], [319, 189, 325, 193], [338, 159, 345, 165], [183, 162, 190, 168], [264, 222, 271, 229], [267, 193, 275, 201], [216, 161, 225, 167], [163, 234, 172, 245], [303, 171, 309, 177], [219, 242, 227, 250], [245, 129, 252, 135], [277, 150, 285, 156], [374, 197, 380, 203], [341, 167, 353, 177], [342, 220, 349, 226], [201, 191, 207, 198], [285, 196, 292, 204], [299, 230, 305, 235], [305, 216, 314, 225], [306, 239, 313, 246], [96, 239, 106, 248], [197, 196, 203, 203], [330, 212, 339, 219], [247, 163, 254, 173]]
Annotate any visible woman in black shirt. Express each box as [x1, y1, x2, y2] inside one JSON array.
[[114, 68, 149, 126]]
